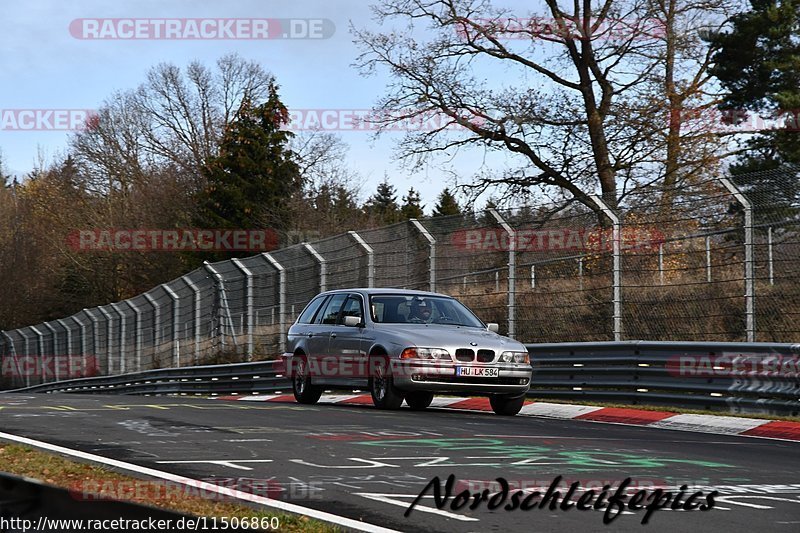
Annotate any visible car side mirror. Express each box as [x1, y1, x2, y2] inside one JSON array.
[[344, 315, 362, 327], [486, 323, 499, 333]]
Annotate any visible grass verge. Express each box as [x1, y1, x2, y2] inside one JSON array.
[[0, 443, 340, 532]]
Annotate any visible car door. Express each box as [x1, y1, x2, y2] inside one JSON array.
[[288, 294, 328, 354], [308, 293, 349, 380], [327, 293, 367, 387]]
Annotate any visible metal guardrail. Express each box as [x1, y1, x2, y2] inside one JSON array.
[[526, 341, 800, 416], [4, 342, 799, 416], [2, 360, 288, 396]]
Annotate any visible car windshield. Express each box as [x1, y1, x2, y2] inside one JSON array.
[[369, 294, 485, 327]]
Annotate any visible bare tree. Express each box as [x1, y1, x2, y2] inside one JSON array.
[[353, 0, 738, 214], [71, 53, 274, 193]]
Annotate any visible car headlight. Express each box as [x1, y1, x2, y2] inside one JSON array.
[[500, 351, 530, 364], [401, 347, 450, 360]]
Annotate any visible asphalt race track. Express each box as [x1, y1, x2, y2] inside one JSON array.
[[1, 393, 799, 532]]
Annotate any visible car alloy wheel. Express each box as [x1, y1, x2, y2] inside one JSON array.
[[370, 355, 404, 410]]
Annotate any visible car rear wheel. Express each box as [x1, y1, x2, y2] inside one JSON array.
[[370, 355, 404, 410], [490, 393, 525, 416], [292, 356, 323, 404], [405, 391, 434, 410]]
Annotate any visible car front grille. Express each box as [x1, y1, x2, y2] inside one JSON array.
[[455, 348, 474, 362], [477, 349, 495, 362], [455, 348, 494, 362]]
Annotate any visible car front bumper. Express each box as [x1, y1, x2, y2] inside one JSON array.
[[392, 359, 532, 395]]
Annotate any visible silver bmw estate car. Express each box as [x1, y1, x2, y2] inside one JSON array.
[[282, 288, 532, 415]]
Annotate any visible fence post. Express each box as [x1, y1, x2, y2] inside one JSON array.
[[126, 301, 142, 372], [302, 242, 327, 293], [488, 208, 516, 339], [97, 307, 114, 375], [42, 322, 58, 382], [143, 294, 160, 366], [409, 219, 436, 292], [20, 330, 33, 387], [29, 326, 45, 384], [183, 277, 202, 364], [56, 319, 72, 372], [348, 231, 374, 288], [705, 236, 712, 283], [71, 314, 88, 362], [261, 253, 286, 354], [203, 263, 233, 354], [719, 177, 755, 342], [231, 258, 254, 361], [162, 284, 181, 368], [1, 331, 24, 387], [110, 303, 127, 374], [768, 226, 774, 285], [589, 195, 622, 341], [83, 309, 101, 375]]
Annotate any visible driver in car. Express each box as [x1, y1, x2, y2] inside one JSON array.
[[408, 299, 433, 323]]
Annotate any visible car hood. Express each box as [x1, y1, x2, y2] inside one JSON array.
[[374, 324, 527, 352]]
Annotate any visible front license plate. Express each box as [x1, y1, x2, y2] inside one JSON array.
[[456, 367, 499, 377]]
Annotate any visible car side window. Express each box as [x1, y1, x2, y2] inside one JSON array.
[[337, 294, 364, 325], [316, 293, 348, 325], [297, 295, 328, 324]]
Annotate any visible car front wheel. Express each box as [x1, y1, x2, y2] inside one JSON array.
[[490, 393, 525, 416], [292, 356, 323, 404], [405, 391, 434, 410], [370, 355, 404, 410]]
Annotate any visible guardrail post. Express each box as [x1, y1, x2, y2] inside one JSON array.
[[348, 231, 374, 288], [110, 303, 127, 374], [183, 277, 202, 364], [96, 307, 114, 375], [125, 301, 142, 372], [29, 326, 45, 384], [409, 219, 436, 291], [43, 322, 59, 382], [162, 284, 181, 367], [261, 253, 286, 354], [231, 258, 254, 361], [302, 242, 327, 292], [719, 177, 755, 342], [589, 195, 622, 341], [488, 208, 516, 339]]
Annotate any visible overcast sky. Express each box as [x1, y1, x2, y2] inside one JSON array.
[[0, 0, 537, 210]]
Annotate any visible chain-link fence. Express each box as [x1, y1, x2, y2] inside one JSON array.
[[2, 166, 799, 388]]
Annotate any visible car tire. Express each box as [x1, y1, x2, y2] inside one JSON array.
[[292, 356, 323, 404], [370, 355, 404, 410], [405, 391, 434, 410], [490, 393, 525, 416]]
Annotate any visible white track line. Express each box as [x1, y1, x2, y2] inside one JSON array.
[[0, 431, 400, 533]]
